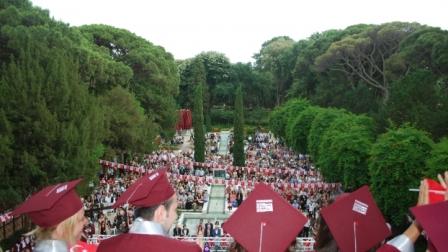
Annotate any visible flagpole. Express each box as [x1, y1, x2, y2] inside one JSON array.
[[259, 222, 266, 252], [353, 221, 357, 252]]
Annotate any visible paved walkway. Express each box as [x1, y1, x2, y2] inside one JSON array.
[[178, 130, 230, 235], [176, 129, 194, 153], [218, 131, 230, 155], [207, 185, 226, 213]]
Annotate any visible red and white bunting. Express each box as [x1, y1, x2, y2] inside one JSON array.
[[99, 160, 339, 195]]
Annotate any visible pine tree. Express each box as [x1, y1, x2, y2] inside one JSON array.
[[0, 29, 106, 203], [0, 109, 19, 209], [233, 85, 245, 166]]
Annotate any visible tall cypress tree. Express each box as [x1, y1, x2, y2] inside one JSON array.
[[193, 84, 205, 162], [233, 85, 245, 166]]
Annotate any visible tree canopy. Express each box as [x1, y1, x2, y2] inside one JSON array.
[[78, 24, 179, 138], [255, 36, 296, 106], [99, 86, 156, 160], [0, 0, 178, 208]]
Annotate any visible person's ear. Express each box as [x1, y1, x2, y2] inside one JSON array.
[[53, 223, 65, 240], [154, 205, 166, 222]]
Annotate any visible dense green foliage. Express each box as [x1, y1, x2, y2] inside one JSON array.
[[269, 98, 310, 140], [244, 108, 271, 126], [281, 23, 448, 139], [99, 86, 157, 160], [286, 106, 322, 154], [235, 64, 275, 109], [177, 52, 231, 130], [265, 22, 447, 228], [318, 114, 375, 185], [78, 24, 179, 139], [425, 138, 448, 178], [0, 2, 103, 207], [385, 69, 448, 139], [308, 108, 346, 160], [0, 0, 179, 209], [210, 107, 270, 128], [369, 126, 434, 227], [210, 107, 234, 126], [178, 56, 274, 127], [254, 36, 296, 106], [177, 23, 448, 142], [233, 86, 245, 166], [270, 96, 440, 226]]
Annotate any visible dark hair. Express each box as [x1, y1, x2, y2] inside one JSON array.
[[134, 197, 174, 221], [315, 195, 340, 252], [315, 216, 339, 252], [229, 242, 246, 252]]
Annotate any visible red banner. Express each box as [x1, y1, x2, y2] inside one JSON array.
[[176, 109, 192, 130]]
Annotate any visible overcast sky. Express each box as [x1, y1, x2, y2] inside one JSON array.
[[30, 0, 448, 63]]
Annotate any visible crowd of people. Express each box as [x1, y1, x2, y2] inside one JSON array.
[[174, 179, 209, 211], [81, 169, 137, 238], [5, 129, 446, 252], [9, 236, 35, 252], [7, 130, 338, 249], [223, 131, 340, 238], [206, 133, 220, 155]]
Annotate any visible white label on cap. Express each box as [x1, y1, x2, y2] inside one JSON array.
[[56, 184, 68, 194], [256, 199, 273, 213], [352, 200, 368, 215], [149, 172, 159, 180]]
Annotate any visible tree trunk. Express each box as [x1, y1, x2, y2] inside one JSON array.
[[276, 81, 280, 106], [382, 88, 390, 105]]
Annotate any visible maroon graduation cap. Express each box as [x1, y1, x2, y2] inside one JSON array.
[[12, 179, 83, 228], [320, 185, 391, 252], [222, 183, 307, 252], [411, 200, 448, 252], [113, 169, 175, 208]]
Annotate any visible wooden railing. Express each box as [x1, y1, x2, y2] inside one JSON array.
[[0, 215, 32, 242]]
